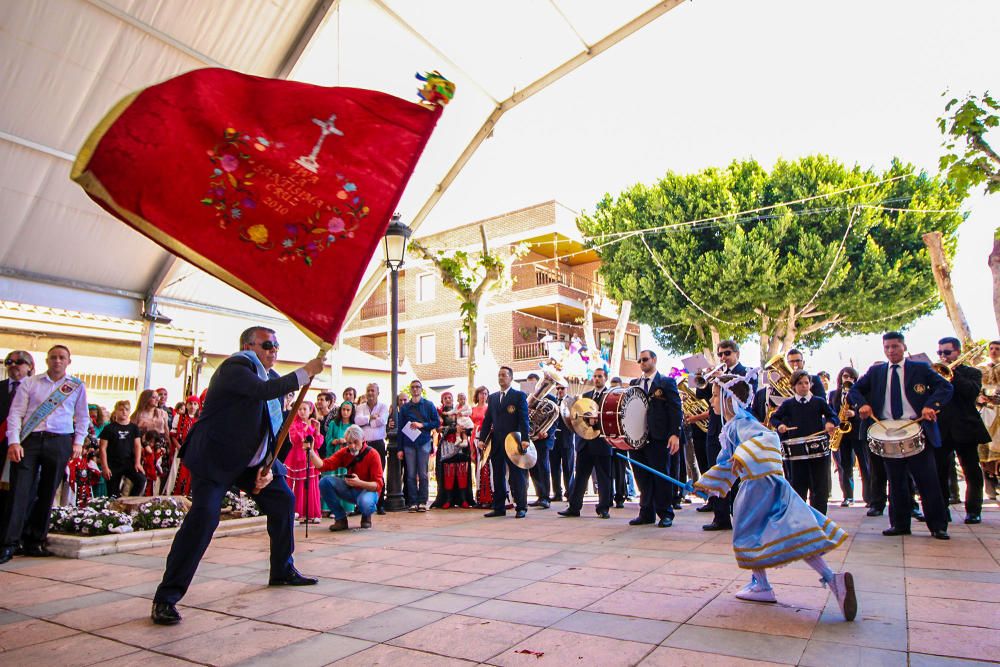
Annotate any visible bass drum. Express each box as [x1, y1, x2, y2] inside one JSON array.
[[600, 386, 649, 450]]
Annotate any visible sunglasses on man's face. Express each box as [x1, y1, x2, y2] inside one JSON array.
[[4, 358, 28, 366], [639, 357, 652, 363], [258, 341, 279, 351], [718, 350, 734, 357], [937, 349, 956, 356]]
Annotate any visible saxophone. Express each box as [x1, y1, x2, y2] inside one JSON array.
[[828, 380, 854, 452]]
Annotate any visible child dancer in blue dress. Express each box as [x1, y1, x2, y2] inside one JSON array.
[[693, 374, 858, 620]]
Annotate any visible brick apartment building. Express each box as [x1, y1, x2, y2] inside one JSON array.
[[342, 201, 642, 395]]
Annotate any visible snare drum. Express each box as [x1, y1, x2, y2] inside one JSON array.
[[867, 420, 924, 458], [781, 434, 830, 460], [600, 387, 649, 450]]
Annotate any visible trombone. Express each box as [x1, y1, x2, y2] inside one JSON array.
[[932, 341, 989, 381]]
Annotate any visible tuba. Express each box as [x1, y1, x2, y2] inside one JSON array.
[[527, 366, 567, 440], [677, 377, 709, 433], [762, 353, 796, 426]]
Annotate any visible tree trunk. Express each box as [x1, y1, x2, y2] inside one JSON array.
[[991, 227, 1000, 336], [923, 231, 974, 344], [467, 312, 479, 399], [609, 300, 632, 377], [709, 325, 721, 363], [582, 298, 598, 355]]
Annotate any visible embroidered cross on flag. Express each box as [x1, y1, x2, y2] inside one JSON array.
[[71, 68, 449, 345]]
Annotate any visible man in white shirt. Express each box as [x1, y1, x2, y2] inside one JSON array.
[[355, 382, 389, 514], [2, 345, 89, 563]]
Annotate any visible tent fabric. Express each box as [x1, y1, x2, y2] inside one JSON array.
[[0, 0, 673, 328]]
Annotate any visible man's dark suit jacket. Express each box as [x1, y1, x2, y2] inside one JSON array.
[[479, 388, 531, 457], [180, 355, 299, 484], [630, 372, 683, 442], [848, 360, 953, 448], [696, 362, 754, 438], [937, 364, 991, 445]]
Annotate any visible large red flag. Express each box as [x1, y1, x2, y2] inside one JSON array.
[[72, 68, 445, 345]]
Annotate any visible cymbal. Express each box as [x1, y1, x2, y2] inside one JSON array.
[[560, 394, 577, 431], [569, 397, 601, 440], [504, 432, 537, 469]]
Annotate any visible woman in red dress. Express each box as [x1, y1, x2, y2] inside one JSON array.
[[286, 401, 322, 523], [470, 385, 492, 507], [170, 396, 200, 496]]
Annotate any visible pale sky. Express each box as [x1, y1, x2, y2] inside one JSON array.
[[298, 0, 1000, 376]]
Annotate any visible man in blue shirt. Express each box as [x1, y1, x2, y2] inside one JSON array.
[[396, 379, 440, 511]]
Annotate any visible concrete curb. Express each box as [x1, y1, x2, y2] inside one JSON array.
[[47, 515, 268, 558]]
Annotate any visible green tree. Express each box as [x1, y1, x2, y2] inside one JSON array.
[[938, 90, 1000, 331], [578, 155, 967, 360], [410, 227, 527, 396]]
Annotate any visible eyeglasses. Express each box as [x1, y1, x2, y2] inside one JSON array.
[[4, 358, 29, 366], [936, 349, 955, 356], [638, 357, 652, 363], [258, 341, 279, 351], [718, 350, 734, 357]]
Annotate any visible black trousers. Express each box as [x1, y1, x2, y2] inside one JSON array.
[[549, 443, 574, 500], [692, 428, 709, 476], [529, 445, 551, 501], [155, 467, 296, 605], [836, 439, 870, 503], [631, 440, 673, 521], [568, 449, 611, 514], [491, 453, 527, 512], [885, 446, 948, 533], [107, 465, 147, 498], [868, 450, 889, 511], [368, 439, 387, 510], [935, 440, 983, 516], [789, 454, 831, 515], [611, 452, 627, 503], [2, 432, 72, 548]]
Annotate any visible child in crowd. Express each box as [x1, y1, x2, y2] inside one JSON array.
[[287, 401, 322, 523]]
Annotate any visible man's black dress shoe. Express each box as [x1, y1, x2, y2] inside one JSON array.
[[657, 517, 673, 528], [672, 502, 682, 510], [696, 505, 713, 513], [702, 521, 732, 531], [483, 510, 506, 517], [932, 530, 950, 540], [597, 511, 610, 519], [866, 508, 884, 517], [515, 510, 527, 518], [376, 507, 386, 516], [882, 528, 911, 536], [629, 516, 654, 526], [965, 514, 982, 524], [558, 509, 580, 517], [614, 501, 625, 509], [151, 602, 182, 625], [22, 544, 53, 557], [528, 499, 544, 507], [0, 547, 14, 565], [269, 568, 318, 586]]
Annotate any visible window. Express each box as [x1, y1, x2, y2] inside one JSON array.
[[417, 333, 436, 364], [417, 273, 435, 302], [625, 333, 639, 361], [457, 330, 469, 359]]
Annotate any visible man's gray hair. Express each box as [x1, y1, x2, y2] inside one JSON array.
[[344, 424, 364, 443], [239, 326, 276, 348]]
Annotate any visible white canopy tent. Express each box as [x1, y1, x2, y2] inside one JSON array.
[[0, 0, 686, 383]]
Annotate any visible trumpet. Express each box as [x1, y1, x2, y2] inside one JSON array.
[[933, 341, 990, 382], [828, 380, 854, 452], [693, 363, 726, 390]]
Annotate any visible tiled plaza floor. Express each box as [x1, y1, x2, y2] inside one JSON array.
[[0, 498, 997, 666]]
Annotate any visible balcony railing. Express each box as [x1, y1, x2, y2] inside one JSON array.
[[512, 265, 606, 300], [513, 341, 548, 360], [360, 295, 406, 320]]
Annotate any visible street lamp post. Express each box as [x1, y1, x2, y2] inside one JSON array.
[[383, 213, 411, 511]]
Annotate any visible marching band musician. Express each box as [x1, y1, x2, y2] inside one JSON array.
[[559, 368, 613, 519], [629, 350, 683, 528], [478, 366, 532, 519], [696, 340, 755, 531], [934, 337, 990, 524], [848, 331, 953, 540], [828, 367, 871, 508], [785, 349, 827, 399], [770, 369, 840, 515], [978, 340, 1000, 501], [526, 373, 556, 510]]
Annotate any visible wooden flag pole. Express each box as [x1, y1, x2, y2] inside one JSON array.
[[263, 345, 331, 473]]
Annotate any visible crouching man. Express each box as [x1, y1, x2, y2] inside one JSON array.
[[306, 424, 383, 530]]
